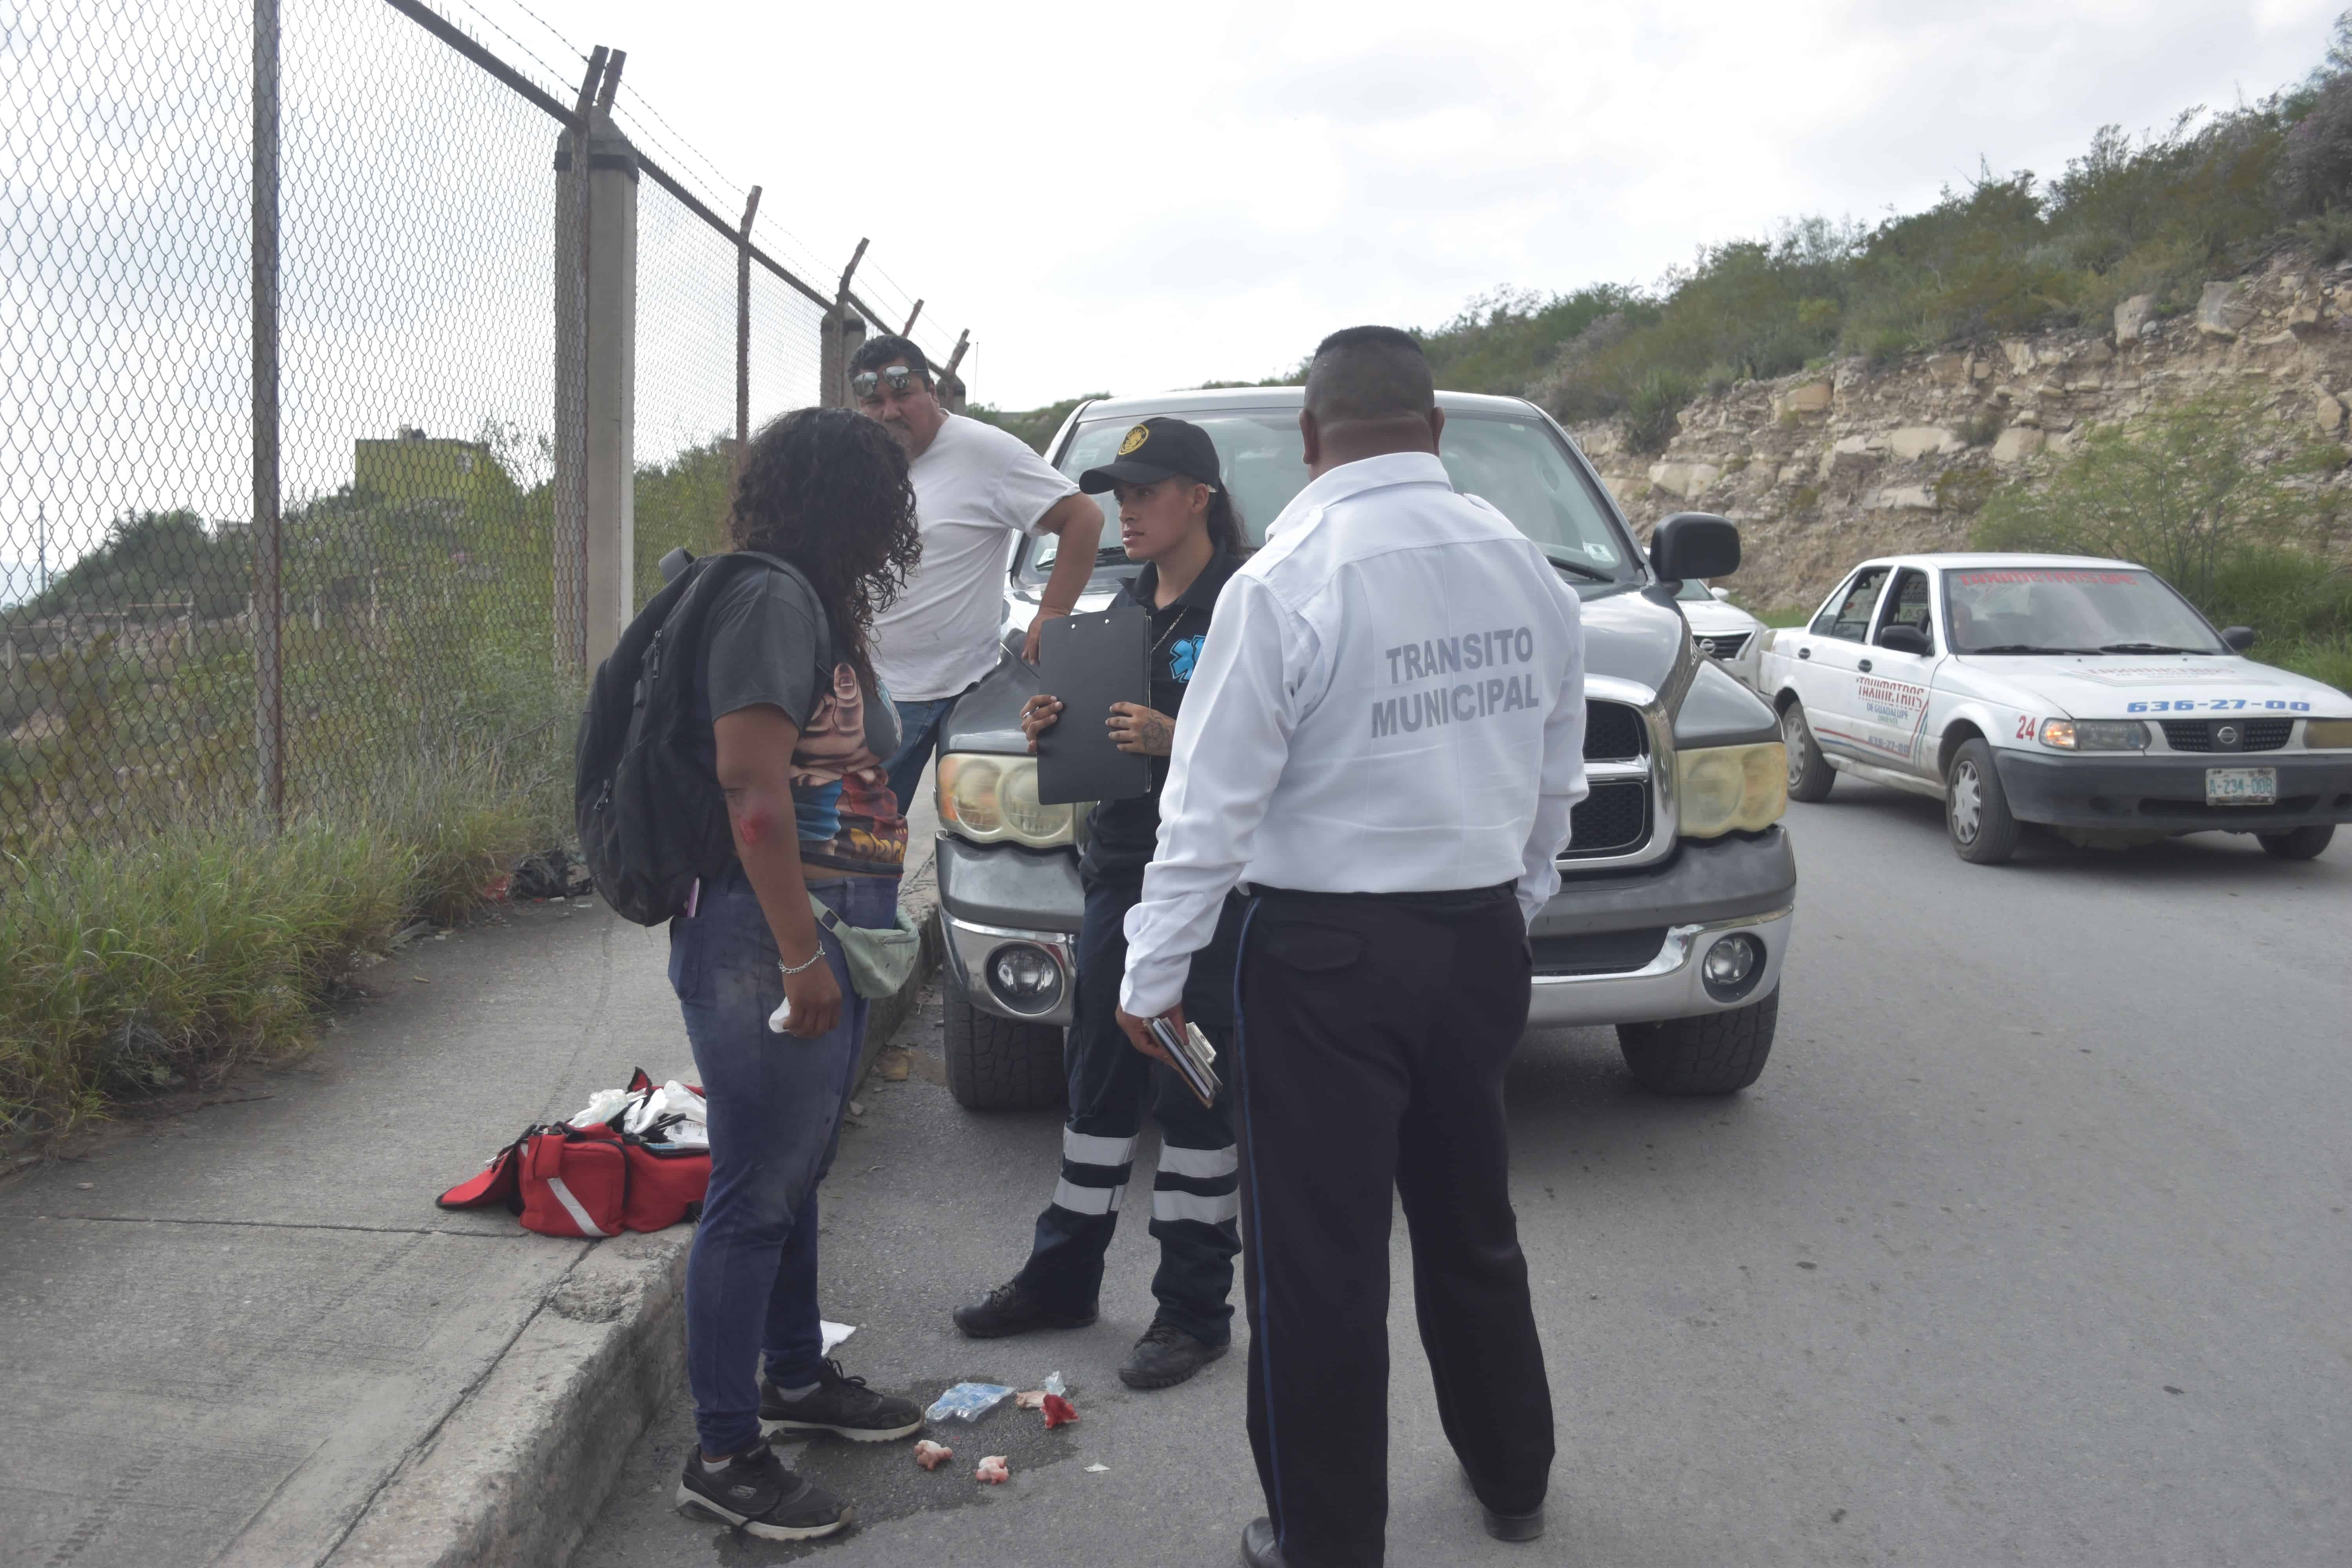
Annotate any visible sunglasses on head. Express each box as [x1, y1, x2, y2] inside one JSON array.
[[852, 365, 925, 400]]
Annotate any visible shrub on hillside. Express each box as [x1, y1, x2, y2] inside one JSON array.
[[1972, 393, 2341, 604], [1972, 392, 2351, 692], [1623, 369, 1695, 456]]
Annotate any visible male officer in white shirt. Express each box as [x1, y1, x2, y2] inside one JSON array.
[[1116, 326, 1587, 1568], [850, 335, 1106, 814]]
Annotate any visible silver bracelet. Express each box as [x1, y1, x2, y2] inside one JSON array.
[[778, 949, 824, 977]]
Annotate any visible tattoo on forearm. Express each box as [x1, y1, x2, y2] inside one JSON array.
[[1139, 713, 1172, 752]]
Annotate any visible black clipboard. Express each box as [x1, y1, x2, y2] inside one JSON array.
[[1035, 602, 1152, 805]]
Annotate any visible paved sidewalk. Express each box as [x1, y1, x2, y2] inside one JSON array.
[[0, 899, 691, 1567], [0, 790, 941, 1568]]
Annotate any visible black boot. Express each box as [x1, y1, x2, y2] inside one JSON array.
[[1239, 1517, 1286, 1567], [1117, 1318, 1228, 1389], [951, 1279, 1096, 1339]]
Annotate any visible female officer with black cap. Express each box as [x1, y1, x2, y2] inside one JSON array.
[[948, 417, 1251, 1392]]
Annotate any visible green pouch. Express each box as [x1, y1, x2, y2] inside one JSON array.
[[810, 894, 922, 1000]]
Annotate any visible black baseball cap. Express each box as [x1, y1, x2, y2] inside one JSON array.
[[1078, 417, 1223, 494]]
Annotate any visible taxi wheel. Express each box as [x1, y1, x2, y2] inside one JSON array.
[[1945, 738, 2021, 864], [1617, 988, 1778, 1096], [2257, 824, 2335, 860], [943, 966, 1066, 1112], [1781, 701, 1835, 802]]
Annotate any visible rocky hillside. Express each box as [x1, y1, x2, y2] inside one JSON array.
[[1575, 252, 2352, 611]]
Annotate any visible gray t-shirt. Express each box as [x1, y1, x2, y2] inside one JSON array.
[[701, 566, 907, 877]]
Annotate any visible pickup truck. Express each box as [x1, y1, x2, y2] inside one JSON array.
[[931, 387, 1798, 1107]]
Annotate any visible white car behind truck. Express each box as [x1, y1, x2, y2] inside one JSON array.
[[1761, 552, 2352, 862], [1676, 579, 1768, 693]]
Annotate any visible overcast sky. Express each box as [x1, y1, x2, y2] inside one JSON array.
[[536, 0, 2346, 409], [3, 0, 2345, 603]]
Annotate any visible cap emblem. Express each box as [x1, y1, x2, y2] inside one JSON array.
[[1118, 425, 1150, 456]]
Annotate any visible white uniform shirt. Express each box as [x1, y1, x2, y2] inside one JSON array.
[[869, 413, 1082, 702], [1120, 450, 1589, 1019]]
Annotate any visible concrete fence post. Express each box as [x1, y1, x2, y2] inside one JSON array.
[[580, 106, 639, 670], [551, 47, 605, 678]]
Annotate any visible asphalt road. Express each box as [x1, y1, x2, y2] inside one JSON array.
[[577, 790, 2350, 1567]]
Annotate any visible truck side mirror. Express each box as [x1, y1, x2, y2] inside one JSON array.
[[1650, 513, 1740, 584], [2220, 625, 2257, 652]]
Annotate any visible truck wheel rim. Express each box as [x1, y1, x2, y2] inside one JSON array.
[[1951, 762, 1982, 842]]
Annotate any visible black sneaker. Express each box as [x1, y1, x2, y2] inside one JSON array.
[[951, 1279, 1097, 1339], [760, 1359, 924, 1441], [1118, 1318, 1228, 1389], [676, 1443, 850, 1541]]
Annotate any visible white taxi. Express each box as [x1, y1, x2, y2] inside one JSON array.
[[1758, 553, 2352, 863], [1676, 578, 1769, 692]]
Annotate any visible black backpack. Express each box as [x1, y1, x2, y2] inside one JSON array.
[[573, 549, 813, 925]]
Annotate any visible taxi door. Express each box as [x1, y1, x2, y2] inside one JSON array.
[[1851, 566, 1944, 773], [1783, 563, 1892, 763]]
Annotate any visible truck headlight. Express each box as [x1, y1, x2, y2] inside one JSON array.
[[1675, 742, 1788, 838], [1675, 743, 1778, 841], [2039, 719, 2148, 751], [937, 753, 1074, 848]]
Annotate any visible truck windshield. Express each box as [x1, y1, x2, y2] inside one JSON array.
[[1943, 566, 2226, 654], [1025, 410, 1639, 585]]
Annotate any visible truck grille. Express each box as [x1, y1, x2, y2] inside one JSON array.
[[1694, 631, 1750, 661], [2160, 718, 2292, 753], [1563, 779, 1650, 858], [1530, 926, 1669, 977], [1584, 701, 1646, 760]]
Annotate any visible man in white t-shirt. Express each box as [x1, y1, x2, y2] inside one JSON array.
[[849, 335, 1106, 815]]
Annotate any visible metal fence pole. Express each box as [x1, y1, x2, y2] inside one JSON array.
[[820, 238, 869, 408], [251, 0, 284, 822], [735, 185, 762, 474], [552, 47, 606, 678], [939, 328, 971, 413]]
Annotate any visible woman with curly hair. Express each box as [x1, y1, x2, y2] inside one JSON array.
[[670, 407, 927, 1542]]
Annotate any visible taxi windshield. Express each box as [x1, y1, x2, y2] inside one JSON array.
[[1026, 410, 1639, 586], [1942, 566, 2226, 655]]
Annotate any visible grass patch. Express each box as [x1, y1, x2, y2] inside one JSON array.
[[0, 729, 568, 1146], [2264, 633, 2352, 693]]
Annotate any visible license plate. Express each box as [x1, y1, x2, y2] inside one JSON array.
[[2205, 766, 2276, 806]]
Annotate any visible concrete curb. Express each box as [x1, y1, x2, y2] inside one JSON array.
[[326, 883, 942, 1568]]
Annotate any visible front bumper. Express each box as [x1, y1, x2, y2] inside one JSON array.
[[1526, 828, 1797, 1026], [936, 834, 1083, 1026], [936, 825, 1801, 1031], [1993, 750, 2352, 833]]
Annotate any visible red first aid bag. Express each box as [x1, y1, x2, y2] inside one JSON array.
[[437, 1070, 710, 1237]]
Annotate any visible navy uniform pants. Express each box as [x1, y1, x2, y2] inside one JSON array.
[[1012, 871, 1243, 1346], [1235, 883, 1554, 1568]]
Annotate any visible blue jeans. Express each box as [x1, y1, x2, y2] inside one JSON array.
[[669, 867, 899, 1457], [883, 696, 960, 826]]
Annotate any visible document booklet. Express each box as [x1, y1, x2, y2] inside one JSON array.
[[1149, 1017, 1222, 1109]]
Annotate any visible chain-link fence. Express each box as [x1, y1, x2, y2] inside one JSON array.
[[0, 0, 965, 888]]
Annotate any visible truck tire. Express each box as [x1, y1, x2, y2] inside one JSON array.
[[1944, 738, 2022, 864], [1616, 987, 1778, 1096], [1781, 701, 1835, 802], [2257, 824, 2335, 860], [942, 965, 1065, 1112]]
